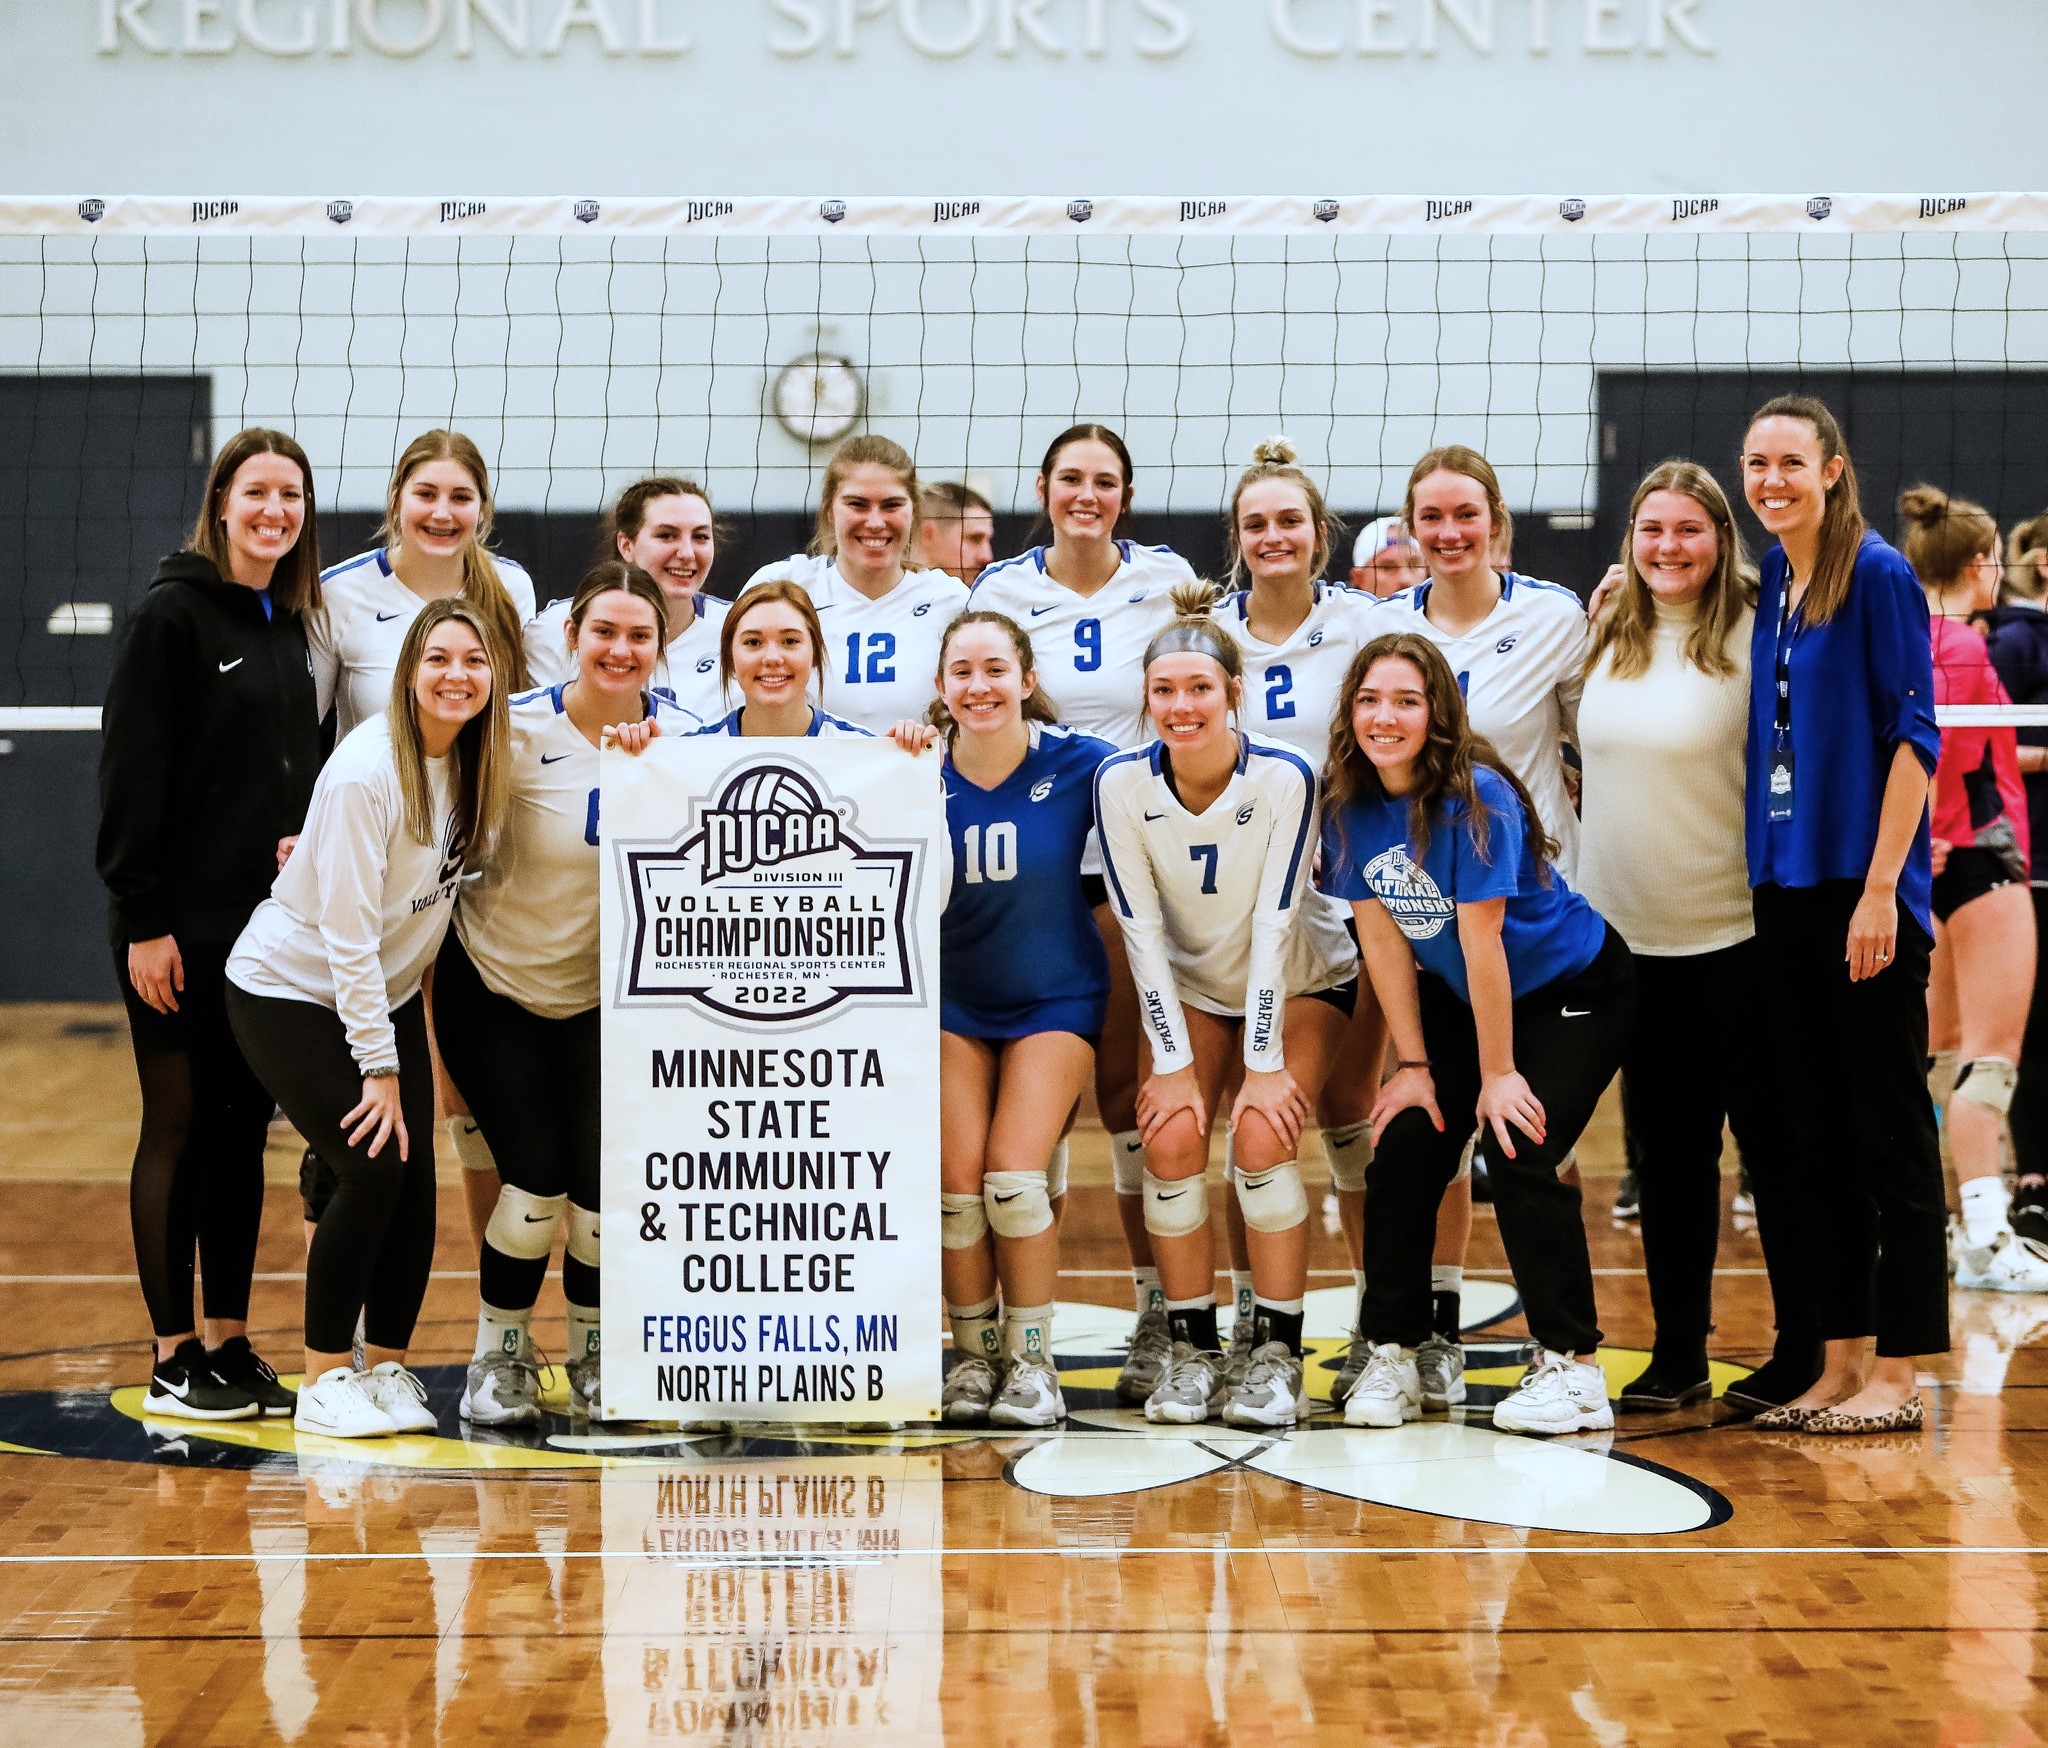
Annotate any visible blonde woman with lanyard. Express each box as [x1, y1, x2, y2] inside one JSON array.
[[972, 424, 1201, 1403], [227, 598, 510, 1438], [745, 435, 966, 734], [310, 429, 535, 1244]]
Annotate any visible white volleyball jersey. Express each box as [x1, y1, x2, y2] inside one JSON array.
[[525, 590, 729, 723], [689, 706, 874, 740], [968, 542, 1198, 749], [1094, 731, 1355, 1074], [1218, 583, 1388, 767], [457, 684, 693, 1019], [1378, 573, 1589, 878], [226, 715, 461, 1074], [310, 548, 538, 739], [745, 554, 967, 734]]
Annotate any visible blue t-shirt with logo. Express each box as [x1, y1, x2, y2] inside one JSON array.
[[1318, 764, 1607, 1003]]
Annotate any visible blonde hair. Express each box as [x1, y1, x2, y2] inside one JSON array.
[[1898, 484, 1999, 591], [811, 435, 921, 563], [385, 597, 511, 869], [1143, 580, 1243, 686], [1587, 461, 1756, 682], [2007, 512, 2048, 605], [190, 427, 322, 614], [1226, 437, 1341, 586], [377, 430, 531, 692], [1742, 396, 1866, 627], [1403, 445, 1507, 548]]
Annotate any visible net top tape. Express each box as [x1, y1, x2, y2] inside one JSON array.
[[5, 193, 2039, 239]]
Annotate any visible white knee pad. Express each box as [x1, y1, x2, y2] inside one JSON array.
[[940, 1192, 988, 1250], [1955, 1056, 2019, 1117], [1235, 1160, 1310, 1233], [1142, 1169, 1209, 1238], [566, 1203, 600, 1267], [1111, 1130, 1146, 1197], [1045, 1139, 1070, 1201], [1322, 1121, 1371, 1195], [1928, 1048, 1962, 1107], [484, 1186, 566, 1260], [984, 1170, 1054, 1240], [448, 1116, 497, 1174]]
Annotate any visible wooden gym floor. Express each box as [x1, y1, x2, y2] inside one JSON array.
[[2, 1003, 2046, 1745]]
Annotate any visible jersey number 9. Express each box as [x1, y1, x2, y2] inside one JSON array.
[[961, 822, 1017, 884], [1074, 619, 1102, 671]]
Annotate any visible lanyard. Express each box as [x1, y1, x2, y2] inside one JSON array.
[[1773, 574, 1799, 741]]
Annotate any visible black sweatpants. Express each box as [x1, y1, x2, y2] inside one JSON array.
[[2007, 885, 2048, 1183], [114, 929, 272, 1339], [1620, 937, 1817, 1369], [1360, 927, 1635, 1355], [226, 986, 439, 1355], [1752, 881, 1948, 1358], [433, 930, 600, 1312]]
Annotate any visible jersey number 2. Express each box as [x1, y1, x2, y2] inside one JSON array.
[[844, 632, 897, 684], [1264, 664, 1295, 720], [961, 823, 1017, 884]]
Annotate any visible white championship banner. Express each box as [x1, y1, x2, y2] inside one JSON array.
[[599, 736, 944, 1424]]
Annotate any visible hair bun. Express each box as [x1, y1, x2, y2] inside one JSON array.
[[1251, 435, 1298, 467], [1898, 484, 1951, 527], [1168, 578, 1222, 619]]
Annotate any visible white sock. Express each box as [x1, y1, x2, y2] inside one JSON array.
[[1132, 1266, 1164, 1317], [1003, 1302, 1054, 1362], [1230, 1269, 1255, 1328], [1353, 1269, 1366, 1294], [446, 1116, 497, 1175], [566, 1300, 600, 1361], [1431, 1264, 1464, 1295], [475, 1302, 531, 1362], [949, 1295, 1002, 1361], [1960, 1175, 2011, 1246]]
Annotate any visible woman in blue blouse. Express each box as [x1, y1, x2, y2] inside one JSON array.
[[1743, 395, 1947, 1434]]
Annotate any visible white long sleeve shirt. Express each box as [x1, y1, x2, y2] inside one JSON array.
[[1217, 583, 1388, 766], [1094, 731, 1355, 1074], [524, 591, 729, 724], [227, 715, 463, 1072]]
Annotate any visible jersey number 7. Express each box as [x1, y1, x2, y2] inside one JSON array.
[[1189, 843, 1219, 894]]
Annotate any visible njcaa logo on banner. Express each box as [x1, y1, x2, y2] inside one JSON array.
[[618, 758, 920, 1021]]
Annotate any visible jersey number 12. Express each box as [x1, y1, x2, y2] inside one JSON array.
[[961, 822, 1017, 884]]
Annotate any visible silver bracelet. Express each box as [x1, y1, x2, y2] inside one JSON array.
[[361, 1064, 401, 1080]]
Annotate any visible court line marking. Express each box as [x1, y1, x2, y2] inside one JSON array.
[[1, 1546, 2046, 1564]]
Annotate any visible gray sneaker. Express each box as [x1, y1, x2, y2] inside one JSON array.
[[1144, 1343, 1227, 1425], [942, 1355, 1002, 1425], [1332, 1326, 1373, 1402], [1223, 1341, 1310, 1429], [988, 1353, 1065, 1429], [1116, 1308, 1175, 1404], [567, 1351, 601, 1418], [460, 1349, 544, 1428], [1416, 1334, 1467, 1409]]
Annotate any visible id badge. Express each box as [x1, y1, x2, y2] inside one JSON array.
[[1767, 738, 1794, 822]]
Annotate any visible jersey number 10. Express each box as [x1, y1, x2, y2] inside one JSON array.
[[960, 822, 1018, 884]]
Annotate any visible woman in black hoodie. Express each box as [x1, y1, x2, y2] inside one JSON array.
[[98, 427, 326, 1421]]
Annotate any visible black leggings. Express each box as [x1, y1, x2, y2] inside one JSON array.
[[114, 931, 272, 1340], [2008, 885, 2048, 1183], [433, 931, 600, 1313], [226, 986, 439, 1355], [1752, 881, 1948, 1358], [1361, 927, 1636, 1355], [1620, 938, 1817, 1370]]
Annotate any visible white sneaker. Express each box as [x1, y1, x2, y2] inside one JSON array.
[[989, 1353, 1066, 1429], [1144, 1343, 1227, 1425], [294, 1367, 398, 1439], [1955, 1227, 2048, 1294], [360, 1362, 437, 1433], [1491, 1350, 1614, 1436], [1343, 1343, 1421, 1428], [941, 1355, 1002, 1425], [461, 1349, 544, 1427], [1223, 1342, 1310, 1429], [1416, 1333, 1467, 1409]]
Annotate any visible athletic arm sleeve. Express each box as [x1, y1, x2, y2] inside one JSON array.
[[1241, 757, 1318, 1073], [95, 599, 184, 943], [1864, 547, 1942, 776], [309, 772, 402, 1073], [1094, 762, 1193, 1077], [307, 605, 340, 725]]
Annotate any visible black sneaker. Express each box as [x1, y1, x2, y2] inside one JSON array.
[[143, 1338, 260, 1422], [1611, 1171, 1641, 1221], [2012, 1178, 2048, 1245], [207, 1336, 297, 1417], [1618, 1358, 1711, 1412]]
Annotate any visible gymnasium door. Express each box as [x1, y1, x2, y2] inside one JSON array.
[[1596, 369, 2048, 567], [0, 376, 211, 1000]]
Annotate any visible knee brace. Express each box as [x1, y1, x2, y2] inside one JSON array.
[[1045, 1139, 1070, 1201], [1235, 1160, 1310, 1233], [484, 1185, 566, 1260], [940, 1192, 988, 1250], [566, 1203, 600, 1268], [1111, 1129, 1146, 1197], [1928, 1048, 1961, 1107], [1322, 1121, 1371, 1195], [447, 1115, 497, 1174], [1955, 1056, 2019, 1117], [984, 1170, 1054, 1240], [1142, 1169, 1208, 1237]]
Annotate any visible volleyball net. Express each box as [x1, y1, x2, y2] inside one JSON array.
[[3, 193, 2047, 732]]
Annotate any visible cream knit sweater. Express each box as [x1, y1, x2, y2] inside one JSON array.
[[1577, 598, 1755, 957]]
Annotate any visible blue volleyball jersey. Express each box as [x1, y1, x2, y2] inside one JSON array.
[[940, 723, 1115, 1036]]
